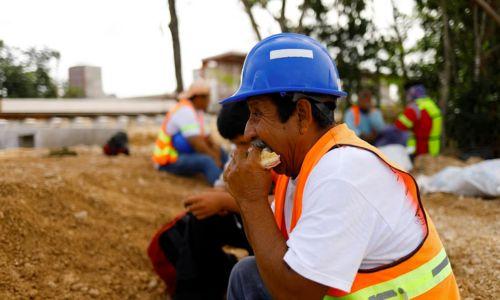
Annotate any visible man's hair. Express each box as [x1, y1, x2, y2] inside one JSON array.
[[217, 101, 250, 140], [269, 93, 337, 128]]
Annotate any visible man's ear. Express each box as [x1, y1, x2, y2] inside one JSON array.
[[296, 98, 313, 134]]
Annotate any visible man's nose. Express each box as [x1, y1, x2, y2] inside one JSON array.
[[244, 121, 256, 140]]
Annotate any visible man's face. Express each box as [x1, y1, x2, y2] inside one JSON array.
[[192, 94, 210, 111], [245, 96, 300, 175], [359, 94, 372, 112]]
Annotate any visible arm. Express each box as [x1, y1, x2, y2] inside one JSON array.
[[370, 109, 386, 133], [395, 107, 417, 131], [224, 147, 328, 299], [187, 136, 222, 167], [184, 189, 240, 219]]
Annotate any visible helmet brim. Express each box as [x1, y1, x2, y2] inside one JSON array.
[[220, 87, 347, 104]]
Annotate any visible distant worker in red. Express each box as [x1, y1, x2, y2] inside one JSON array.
[[395, 83, 442, 157]]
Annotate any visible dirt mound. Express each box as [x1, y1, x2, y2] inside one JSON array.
[[413, 154, 483, 176], [0, 148, 207, 299], [423, 193, 499, 299], [0, 148, 498, 299]]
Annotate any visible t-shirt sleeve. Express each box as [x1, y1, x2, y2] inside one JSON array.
[[369, 109, 386, 133], [168, 107, 202, 138], [283, 177, 378, 292], [344, 109, 360, 136]]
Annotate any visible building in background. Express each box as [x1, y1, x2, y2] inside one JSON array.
[[194, 52, 246, 112], [69, 66, 105, 98]]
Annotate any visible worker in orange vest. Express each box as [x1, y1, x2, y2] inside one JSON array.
[[221, 33, 459, 299], [344, 90, 386, 144], [152, 80, 227, 185]]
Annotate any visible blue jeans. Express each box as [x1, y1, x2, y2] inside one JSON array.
[[227, 256, 272, 300], [159, 149, 228, 185]]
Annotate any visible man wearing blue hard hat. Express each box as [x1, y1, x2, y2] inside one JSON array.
[[222, 33, 459, 299]]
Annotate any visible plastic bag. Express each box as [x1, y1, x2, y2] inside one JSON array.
[[417, 159, 500, 197]]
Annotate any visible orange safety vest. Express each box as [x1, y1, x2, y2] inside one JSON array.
[[152, 99, 205, 166], [274, 124, 459, 300], [350, 105, 361, 127]]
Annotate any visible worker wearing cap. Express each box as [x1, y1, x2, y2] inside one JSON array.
[[152, 80, 227, 185], [395, 83, 442, 157], [221, 33, 459, 299], [344, 90, 386, 144]]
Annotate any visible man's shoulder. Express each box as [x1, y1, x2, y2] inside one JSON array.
[[310, 146, 388, 184], [170, 106, 197, 123]]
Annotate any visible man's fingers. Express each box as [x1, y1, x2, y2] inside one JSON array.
[[232, 146, 248, 162], [247, 146, 262, 164], [183, 196, 198, 208]]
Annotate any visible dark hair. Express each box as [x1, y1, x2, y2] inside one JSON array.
[[217, 101, 250, 140], [269, 93, 337, 128]]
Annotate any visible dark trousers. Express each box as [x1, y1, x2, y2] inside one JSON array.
[[159, 213, 252, 300]]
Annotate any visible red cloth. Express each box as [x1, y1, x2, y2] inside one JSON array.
[[395, 105, 434, 155]]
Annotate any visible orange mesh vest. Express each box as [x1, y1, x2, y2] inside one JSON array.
[[274, 124, 460, 300], [152, 99, 205, 166], [350, 105, 361, 127]]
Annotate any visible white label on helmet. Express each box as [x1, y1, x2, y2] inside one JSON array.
[[270, 49, 313, 60]]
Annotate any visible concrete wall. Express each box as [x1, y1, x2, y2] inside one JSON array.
[[0, 121, 124, 149]]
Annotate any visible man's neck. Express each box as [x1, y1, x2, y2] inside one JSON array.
[[290, 125, 333, 178]]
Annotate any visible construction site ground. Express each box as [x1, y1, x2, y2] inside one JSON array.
[[0, 132, 498, 299]]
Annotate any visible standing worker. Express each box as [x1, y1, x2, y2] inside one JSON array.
[[221, 33, 459, 299], [395, 83, 442, 156], [344, 90, 385, 144], [152, 80, 227, 185]]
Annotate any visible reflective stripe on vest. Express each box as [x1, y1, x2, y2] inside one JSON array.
[[397, 114, 414, 129], [273, 124, 459, 300], [325, 248, 452, 300]]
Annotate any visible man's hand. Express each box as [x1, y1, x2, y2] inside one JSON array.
[[184, 192, 225, 220], [224, 146, 272, 205], [212, 152, 223, 168]]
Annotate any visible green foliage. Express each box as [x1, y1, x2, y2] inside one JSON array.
[[414, 0, 499, 156], [241, 0, 499, 155], [63, 85, 85, 98], [0, 40, 60, 98]]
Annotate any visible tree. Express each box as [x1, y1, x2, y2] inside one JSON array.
[[241, 0, 263, 41], [0, 40, 60, 98], [168, 0, 184, 94], [414, 0, 499, 156]]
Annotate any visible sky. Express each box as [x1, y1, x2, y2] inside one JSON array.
[[0, 0, 416, 98]]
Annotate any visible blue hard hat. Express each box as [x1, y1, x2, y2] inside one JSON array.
[[220, 33, 347, 104]]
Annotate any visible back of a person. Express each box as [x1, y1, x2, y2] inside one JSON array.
[[414, 97, 441, 156]]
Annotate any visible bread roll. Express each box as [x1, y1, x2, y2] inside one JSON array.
[[260, 148, 281, 169]]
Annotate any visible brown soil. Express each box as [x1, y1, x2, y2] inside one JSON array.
[[0, 145, 498, 299]]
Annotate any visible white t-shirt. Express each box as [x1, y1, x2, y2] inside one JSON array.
[[282, 146, 424, 292], [166, 106, 209, 138]]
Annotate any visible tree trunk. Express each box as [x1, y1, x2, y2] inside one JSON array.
[[439, 0, 451, 149], [296, 0, 309, 34], [473, 0, 500, 25], [277, 0, 288, 32], [168, 0, 184, 94], [390, 0, 409, 106], [473, 4, 487, 82], [241, 0, 262, 41]]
